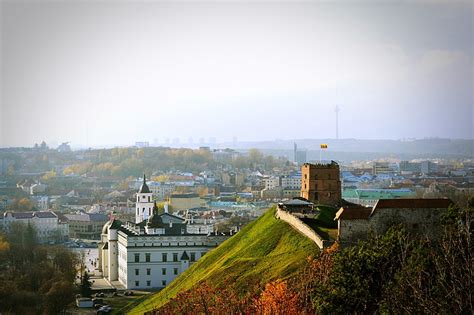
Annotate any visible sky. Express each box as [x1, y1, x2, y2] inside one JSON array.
[[0, 0, 473, 148]]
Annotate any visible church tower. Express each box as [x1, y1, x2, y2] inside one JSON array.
[[136, 174, 153, 223]]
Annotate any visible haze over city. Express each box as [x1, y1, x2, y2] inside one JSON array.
[[1, 0, 473, 148]]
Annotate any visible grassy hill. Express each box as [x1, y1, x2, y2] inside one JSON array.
[[128, 207, 319, 314]]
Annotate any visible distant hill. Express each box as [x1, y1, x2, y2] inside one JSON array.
[[223, 138, 474, 161], [128, 207, 318, 314]]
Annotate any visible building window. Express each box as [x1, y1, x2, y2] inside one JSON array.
[[162, 280, 166, 286], [173, 253, 178, 262], [145, 253, 151, 262], [173, 268, 178, 275], [135, 269, 139, 275], [147, 280, 151, 287], [190, 252, 196, 262], [135, 281, 139, 287], [162, 268, 166, 275], [162, 253, 167, 262], [146, 268, 151, 275], [134, 253, 140, 262]]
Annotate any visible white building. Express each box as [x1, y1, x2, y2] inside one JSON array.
[[280, 175, 302, 190], [147, 181, 175, 200], [99, 175, 228, 289], [264, 177, 280, 190], [0, 211, 68, 243]]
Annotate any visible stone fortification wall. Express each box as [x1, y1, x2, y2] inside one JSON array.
[[275, 208, 331, 250]]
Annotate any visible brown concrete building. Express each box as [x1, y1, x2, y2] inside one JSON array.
[[301, 161, 341, 206]]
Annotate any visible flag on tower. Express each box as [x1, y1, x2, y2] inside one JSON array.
[[320, 144, 328, 149]]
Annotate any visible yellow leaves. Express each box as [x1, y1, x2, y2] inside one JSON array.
[[256, 280, 300, 315], [0, 235, 9, 252], [41, 170, 56, 181]]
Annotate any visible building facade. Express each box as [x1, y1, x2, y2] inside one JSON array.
[[301, 161, 341, 206], [99, 176, 228, 289], [0, 211, 68, 243], [64, 212, 108, 239]]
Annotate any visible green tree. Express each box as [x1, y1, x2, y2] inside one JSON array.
[[79, 271, 92, 297]]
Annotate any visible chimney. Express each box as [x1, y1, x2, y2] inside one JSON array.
[[164, 203, 169, 213]]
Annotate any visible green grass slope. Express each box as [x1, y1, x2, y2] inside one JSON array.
[[128, 207, 319, 314]]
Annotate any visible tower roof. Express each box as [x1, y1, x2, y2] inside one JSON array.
[[147, 202, 163, 228], [181, 251, 189, 260], [139, 174, 151, 194]]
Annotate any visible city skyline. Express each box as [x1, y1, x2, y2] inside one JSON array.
[[1, 0, 472, 148]]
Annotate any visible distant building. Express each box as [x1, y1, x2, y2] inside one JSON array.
[[148, 181, 175, 201], [263, 177, 280, 190], [281, 175, 302, 190], [372, 162, 396, 175], [399, 160, 438, 175], [342, 188, 416, 207], [30, 182, 47, 195], [57, 142, 72, 152], [293, 143, 307, 165], [221, 172, 245, 187], [0, 211, 68, 243], [282, 188, 301, 199], [212, 149, 240, 163], [31, 195, 49, 211], [135, 142, 150, 148], [335, 198, 453, 244], [169, 193, 204, 212], [64, 212, 108, 239], [301, 161, 341, 206]]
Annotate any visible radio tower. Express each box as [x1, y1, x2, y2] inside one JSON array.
[[335, 105, 340, 140]]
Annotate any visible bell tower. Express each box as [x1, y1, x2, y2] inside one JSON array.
[[136, 174, 153, 223]]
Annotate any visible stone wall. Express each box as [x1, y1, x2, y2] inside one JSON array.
[[370, 207, 446, 238], [275, 208, 330, 250], [338, 219, 370, 243]]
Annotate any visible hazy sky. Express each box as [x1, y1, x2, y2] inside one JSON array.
[[1, 0, 473, 148]]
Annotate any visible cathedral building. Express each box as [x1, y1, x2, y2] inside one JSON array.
[[99, 175, 228, 289]]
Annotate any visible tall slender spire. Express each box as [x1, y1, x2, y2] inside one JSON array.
[[138, 173, 151, 193]]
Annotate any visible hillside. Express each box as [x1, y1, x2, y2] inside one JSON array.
[[128, 207, 319, 314]]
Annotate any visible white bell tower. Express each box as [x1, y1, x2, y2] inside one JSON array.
[[136, 174, 153, 223]]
